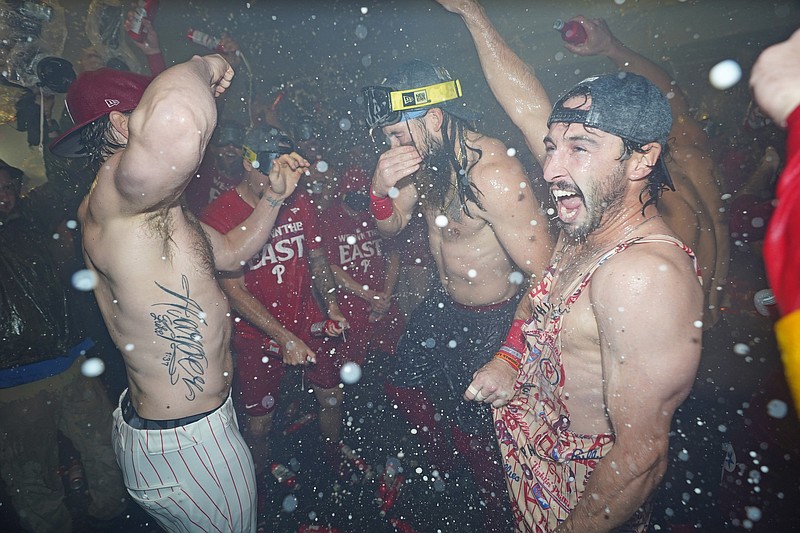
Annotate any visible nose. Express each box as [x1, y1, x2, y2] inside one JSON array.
[[542, 152, 566, 184]]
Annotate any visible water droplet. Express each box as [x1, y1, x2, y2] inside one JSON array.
[[767, 399, 788, 419], [467, 269, 477, 278], [709, 60, 742, 90], [124, 343, 135, 352], [506, 147, 517, 157], [316, 160, 329, 173], [733, 343, 750, 355], [339, 118, 352, 131], [434, 214, 449, 228], [71, 269, 98, 291], [388, 187, 400, 199], [81, 357, 105, 378], [282, 494, 298, 512], [261, 395, 275, 410], [346, 235, 357, 245], [508, 271, 524, 285], [355, 24, 368, 40], [340, 361, 362, 384]]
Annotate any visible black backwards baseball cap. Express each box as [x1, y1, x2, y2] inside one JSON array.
[[363, 59, 480, 135], [242, 125, 295, 174], [548, 72, 675, 190]]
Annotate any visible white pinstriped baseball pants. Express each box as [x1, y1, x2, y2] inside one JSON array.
[[112, 390, 257, 533]]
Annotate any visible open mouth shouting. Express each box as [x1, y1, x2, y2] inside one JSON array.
[[551, 188, 583, 223]]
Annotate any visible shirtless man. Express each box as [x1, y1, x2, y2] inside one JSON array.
[[365, 59, 552, 530], [437, 1, 704, 530], [561, 16, 729, 328], [49, 55, 308, 533]]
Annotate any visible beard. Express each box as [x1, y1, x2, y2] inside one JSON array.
[[412, 129, 454, 212], [560, 162, 627, 242]]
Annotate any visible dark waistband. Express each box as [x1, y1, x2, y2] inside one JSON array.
[[121, 390, 223, 430]]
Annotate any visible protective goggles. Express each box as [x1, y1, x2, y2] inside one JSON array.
[[242, 136, 295, 173], [362, 79, 463, 130]]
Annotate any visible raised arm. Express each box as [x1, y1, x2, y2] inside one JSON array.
[[201, 152, 307, 272], [114, 54, 233, 214], [435, 0, 551, 164], [566, 16, 728, 324], [557, 247, 703, 532]]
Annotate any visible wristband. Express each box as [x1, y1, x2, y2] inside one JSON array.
[[370, 190, 394, 221], [497, 319, 525, 361], [494, 351, 521, 372]]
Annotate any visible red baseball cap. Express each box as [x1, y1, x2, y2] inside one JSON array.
[[49, 68, 152, 158]]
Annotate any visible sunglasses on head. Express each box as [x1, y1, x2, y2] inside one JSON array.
[[362, 79, 463, 131]]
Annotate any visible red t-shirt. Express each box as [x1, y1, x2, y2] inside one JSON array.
[[201, 188, 324, 341], [319, 200, 403, 358]]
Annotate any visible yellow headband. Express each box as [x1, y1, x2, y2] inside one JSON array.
[[389, 80, 463, 112]]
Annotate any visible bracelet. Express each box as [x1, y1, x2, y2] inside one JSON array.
[[494, 351, 521, 372], [370, 190, 394, 221]]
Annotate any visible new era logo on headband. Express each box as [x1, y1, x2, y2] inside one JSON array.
[[105, 99, 120, 108], [401, 90, 430, 107]]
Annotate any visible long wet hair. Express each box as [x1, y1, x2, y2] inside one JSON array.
[[618, 138, 673, 214], [416, 111, 485, 218], [80, 113, 129, 170]]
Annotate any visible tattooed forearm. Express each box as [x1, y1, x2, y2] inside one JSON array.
[[151, 274, 208, 401]]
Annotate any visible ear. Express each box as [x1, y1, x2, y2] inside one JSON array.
[[628, 142, 662, 182], [426, 108, 444, 132], [108, 111, 129, 141]]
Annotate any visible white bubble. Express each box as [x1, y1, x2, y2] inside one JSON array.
[[767, 399, 788, 419], [71, 269, 98, 292], [733, 343, 750, 355], [339, 118, 352, 131], [355, 24, 368, 40], [678, 449, 690, 462], [340, 361, 362, 384], [424, 338, 436, 349], [507, 147, 517, 157], [508, 271, 524, 285], [261, 395, 275, 410], [315, 160, 329, 173], [388, 186, 400, 199], [346, 235, 357, 245], [282, 494, 298, 512], [81, 357, 105, 378], [555, 51, 565, 62], [709, 60, 742, 90], [251, 159, 260, 169], [361, 54, 372, 68], [693, 320, 704, 329], [467, 269, 477, 278], [751, 217, 765, 228], [434, 214, 449, 228], [361, 6, 368, 14], [124, 343, 135, 352], [615, 0, 626, 5], [745, 506, 762, 522], [448, 340, 457, 348], [66, 219, 78, 229]]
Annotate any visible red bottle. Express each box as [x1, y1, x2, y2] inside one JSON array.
[[310, 319, 342, 337], [187, 29, 225, 53], [127, 0, 159, 42], [553, 19, 587, 45]]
